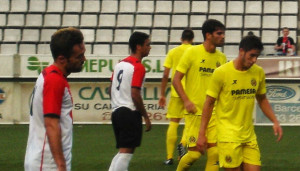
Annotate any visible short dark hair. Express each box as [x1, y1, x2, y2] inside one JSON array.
[[239, 35, 264, 52], [181, 29, 194, 41], [50, 27, 84, 60], [129, 32, 150, 53], [202, 19, 225, 40]]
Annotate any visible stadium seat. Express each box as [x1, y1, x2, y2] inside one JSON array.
[[19, 44, 36, 54], [83, 0, 100, 13], [40, 29, 57, 42], [11, 0, 27, 12], [44, 14, 61, 27], [0, 44, 17, 54], [227, 1, 244, 14], [209, 1, 226, 14], [150, 45, 166, 55], [29, 0, 46, 12], [96, 29, 113, 42], [173, 1, 190, 13], [261, 30, 278, 43], [65, 0, 82, 12], [191, 1, 208, 13], [37, 43, 51, 54], [226, 30, 242, 43], [4, 29, 21, 42], [224, 45, 239, 57], [62, 14, 79, 27], [263, 1, 280, 14], [80, 14, 98, 27], [137, 1, 154, 13], [153, 15, 170, 28], [208, 15, 224, 24], [151, 29, 168, 43], [114, 29, 132, 43], [171, 15, 188, 28], [282, 1, 298, 14], [262, 45, 276, 56], [119, 1, 136, 13], [0, 29, 2, 41], [84, 44, 92, 55], [281, 16, 297, 29], [80, 29, 95, 43], [0, 14, 6, 26], [245, 1, 262, 14], [112, 44, 129, 55], [26, 14, 43, 27], [226, 15, 243, 28], [22, 29, 40, 42], [0, 0, 9, 12], [7, 14, 25, 27], [288, 30, 297, 43], [190, 15, 207, 28], [244, 15, 261, 28], [93, 44, 111, 55], [99, 14, 116, 27], [262, 16, 279, 29], [135, 15, 152, 28], [47, 0, 64, 12], [156, 1, 172, 13], [193, 29, 204, 43], [117, 14, 134, 27], [168, 45, 177, 51], [169, 30, 182, 43], [101, 1, 118, 13]]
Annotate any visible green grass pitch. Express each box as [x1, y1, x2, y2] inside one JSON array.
[[0, 124, 300, 171]]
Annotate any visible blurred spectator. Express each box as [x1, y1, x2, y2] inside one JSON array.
[[274, 27, 296, 56], [247, 31, 254, 36]]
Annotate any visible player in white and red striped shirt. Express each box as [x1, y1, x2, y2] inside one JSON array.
[[25, 27, 86, 171]]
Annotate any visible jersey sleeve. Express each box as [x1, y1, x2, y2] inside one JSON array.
[[131, 64, 145, 89], [176, 48, 191, 74], [164, 50, 173, 69], [43, 73, 65, 116], [206, 68, 224, 99], [256, 68, 266, 95]]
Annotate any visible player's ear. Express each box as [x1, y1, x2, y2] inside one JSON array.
[[56, 55, 67, 64]]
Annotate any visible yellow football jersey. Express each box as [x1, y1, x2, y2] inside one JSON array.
[[176, 44, 227, 115], [164, 44, 192, 97], [207, 61, 266, 142]]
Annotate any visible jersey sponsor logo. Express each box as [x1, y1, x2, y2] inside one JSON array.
[[27, 56, 49, 74], [266, 86, 296, 101], [0, 88, 6, 104], [231, 89, 256, 95], [199, 67, 214, 73]]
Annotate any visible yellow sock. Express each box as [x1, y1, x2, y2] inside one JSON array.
[[166, 121, 179, 159], [179, 126, 187, 147], [205, 146, 219, 171], [176, 150, 201, 171]]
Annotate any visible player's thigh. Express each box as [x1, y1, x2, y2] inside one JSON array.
[[218, 142, 243, 168], [166, 97, 184, 118]]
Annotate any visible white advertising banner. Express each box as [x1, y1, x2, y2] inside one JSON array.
[[20, 55, 165, 78], [20, 82, 171, 124], [0, 83, 14, 123], [255, 83, 300, 125], [0, 55, 14, 78]]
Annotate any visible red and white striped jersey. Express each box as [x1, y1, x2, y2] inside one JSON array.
[[111, 56, 146, 111], [25, 65, 73, 171]]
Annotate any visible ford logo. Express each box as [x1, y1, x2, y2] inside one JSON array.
[[266, 86, 295, 101]]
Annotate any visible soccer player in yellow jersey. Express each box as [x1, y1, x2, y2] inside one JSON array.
[[159, 29, 194, 165], [173, 19, 226, 171], [197, 35, 283, 171]]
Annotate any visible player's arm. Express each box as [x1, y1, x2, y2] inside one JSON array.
[[159, 67, 170, 107], [44, 116, 66, 171], [256, 94, 283, 142], [173, 70, 197, 113], [132, 87, 152, 132], [197, 95, 216, 154]]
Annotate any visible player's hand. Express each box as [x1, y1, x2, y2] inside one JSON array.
[[184, 100, 197, 114], [158, 96, 166, 108], [273, 122, 283, 142], [145, 118, 152, 132], [197, 134, 207, 155]]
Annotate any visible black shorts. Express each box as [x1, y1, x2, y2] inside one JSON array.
[[111, 107, 143, 148]]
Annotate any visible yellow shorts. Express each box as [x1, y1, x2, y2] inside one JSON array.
[[218, 140, 261, 168], [166, 97, 184, 118], [185, 114, 217, 147]]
